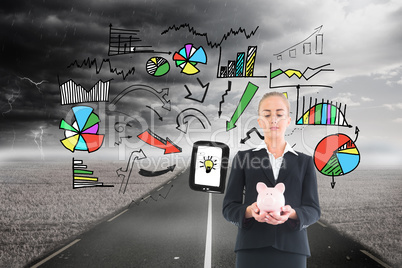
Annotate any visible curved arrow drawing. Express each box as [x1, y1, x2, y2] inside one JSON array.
[[139, 164, 176, 177], [117, 149, 147, 194], [176, 108, 211, 134], [108, 84, 171, 111], [184, 78, 209, 103], [137, 129, 182, 154]]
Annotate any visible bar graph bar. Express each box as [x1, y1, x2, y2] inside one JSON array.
[[315, 34, 323, 54], [217, 46, 266, 78], [235, 52, 245, 76], [72, 158, 114, 189]]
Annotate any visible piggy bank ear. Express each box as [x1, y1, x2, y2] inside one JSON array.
[[274, 182, 285, 194], [256, 182, 268, 193]]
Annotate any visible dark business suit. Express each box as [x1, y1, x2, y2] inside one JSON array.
[[222, 148, 320, 259]]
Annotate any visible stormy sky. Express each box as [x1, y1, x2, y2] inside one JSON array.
[[0, 0, 401, 167]]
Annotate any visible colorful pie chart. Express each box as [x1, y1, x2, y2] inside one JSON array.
[[173, 43, 207, 75], [313, 133, 360, 176], [146, 57, 170, 77], [59, 106, 104, 153]]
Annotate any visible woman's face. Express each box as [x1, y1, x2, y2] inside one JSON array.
[[257, 96, 291, 139]]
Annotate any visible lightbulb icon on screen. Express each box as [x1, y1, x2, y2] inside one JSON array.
[[200, 156, 217, 173]]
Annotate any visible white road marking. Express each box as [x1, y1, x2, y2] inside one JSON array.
[[157, 186, 164, 192], [316, 220, 327, 227], [30, 239, 81, 268], [204, 193, 212, 268], [107, 209, 129, 222], [360, 250, 391, 268]]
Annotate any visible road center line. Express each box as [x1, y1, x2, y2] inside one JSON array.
[[360, 250, 391, 268], [30, 239, 81, 268], [204, 193, 212, 268], [107, 209, 129, 222]]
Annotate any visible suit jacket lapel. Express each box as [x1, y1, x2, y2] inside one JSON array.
[[277, 152, 294, 184], [252, 149, 276, 187]]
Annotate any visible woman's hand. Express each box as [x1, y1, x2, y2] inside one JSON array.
[[265, 205, 297, 225], [245, 202, 269, 223]]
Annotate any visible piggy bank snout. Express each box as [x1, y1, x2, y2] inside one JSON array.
[[262, 196, 275, 204]]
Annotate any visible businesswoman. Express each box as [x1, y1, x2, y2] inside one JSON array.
[[223, 92, 320, 268]]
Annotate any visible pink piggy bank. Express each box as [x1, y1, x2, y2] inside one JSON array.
[[256, 182, 285, 217]]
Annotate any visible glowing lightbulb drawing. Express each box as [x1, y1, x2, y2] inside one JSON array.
[[200, 156, 217, 173]]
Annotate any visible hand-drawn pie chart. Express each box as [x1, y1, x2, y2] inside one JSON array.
[[59, 106, 104, 153], [173, 43, 207, 75], [313, 133, 360, 176], [146, 57, 170, 77]]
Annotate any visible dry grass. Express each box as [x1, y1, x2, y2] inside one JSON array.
[[0, 160, 186, 268], [316, 168, 402, 267]]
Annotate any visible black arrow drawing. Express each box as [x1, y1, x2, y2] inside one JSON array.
[[331, 174, 336, 189], [138, 164, 176, 177], [240, 127, 264, 144], [218, 81, 232, 118], [184, 78, 209, 103], [146, 105, 163, 121]]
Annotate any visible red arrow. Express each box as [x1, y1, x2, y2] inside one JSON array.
[[137, 129, 182, 154]]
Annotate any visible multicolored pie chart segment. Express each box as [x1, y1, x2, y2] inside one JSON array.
[[173, 43, 207, 75], [59, 106, 104, 153], [313, 133, 360, 176], [146, 57, 170, 77]]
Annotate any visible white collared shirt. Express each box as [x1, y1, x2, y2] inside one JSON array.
[[252, 141, 298, 181]]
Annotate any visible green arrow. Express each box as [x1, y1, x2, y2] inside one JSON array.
[[226, 82, 259, 131]]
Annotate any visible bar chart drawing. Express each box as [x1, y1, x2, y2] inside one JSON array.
[[296, 87, 352, 128], [217, 46, 266, 78], [72, 158, 114, 189], [273, 25, 324, 60], [108, 24, 171, 56]]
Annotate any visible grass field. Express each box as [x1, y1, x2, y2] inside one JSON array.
[[0, 161, 401, 267], [0, 160, 186, 268], [316, 168, 402, 267]]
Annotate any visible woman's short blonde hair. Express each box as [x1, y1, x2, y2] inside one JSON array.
[[258, 92, 290, 116]]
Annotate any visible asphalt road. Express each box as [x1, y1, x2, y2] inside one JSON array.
[[29, 168, 391, 268]]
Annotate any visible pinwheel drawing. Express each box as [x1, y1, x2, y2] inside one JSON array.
[[59, 106, 104, 153]]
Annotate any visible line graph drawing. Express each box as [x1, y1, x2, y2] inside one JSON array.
[[161, 23, 259, 49], [176, 108, 212, 134], [273, 25, 324, 60], [218, 81, 232, 118], [130, 184, 174, 206], [296, 86, 352, 128], [269, 63, 334, 89], [184, 78, 209, 103], [108, 84, 171, 111], [108, 24, 171, 56], [67, 57, 135, 80], [59, 78, 111, 105], [217, 46, 266, 78]]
